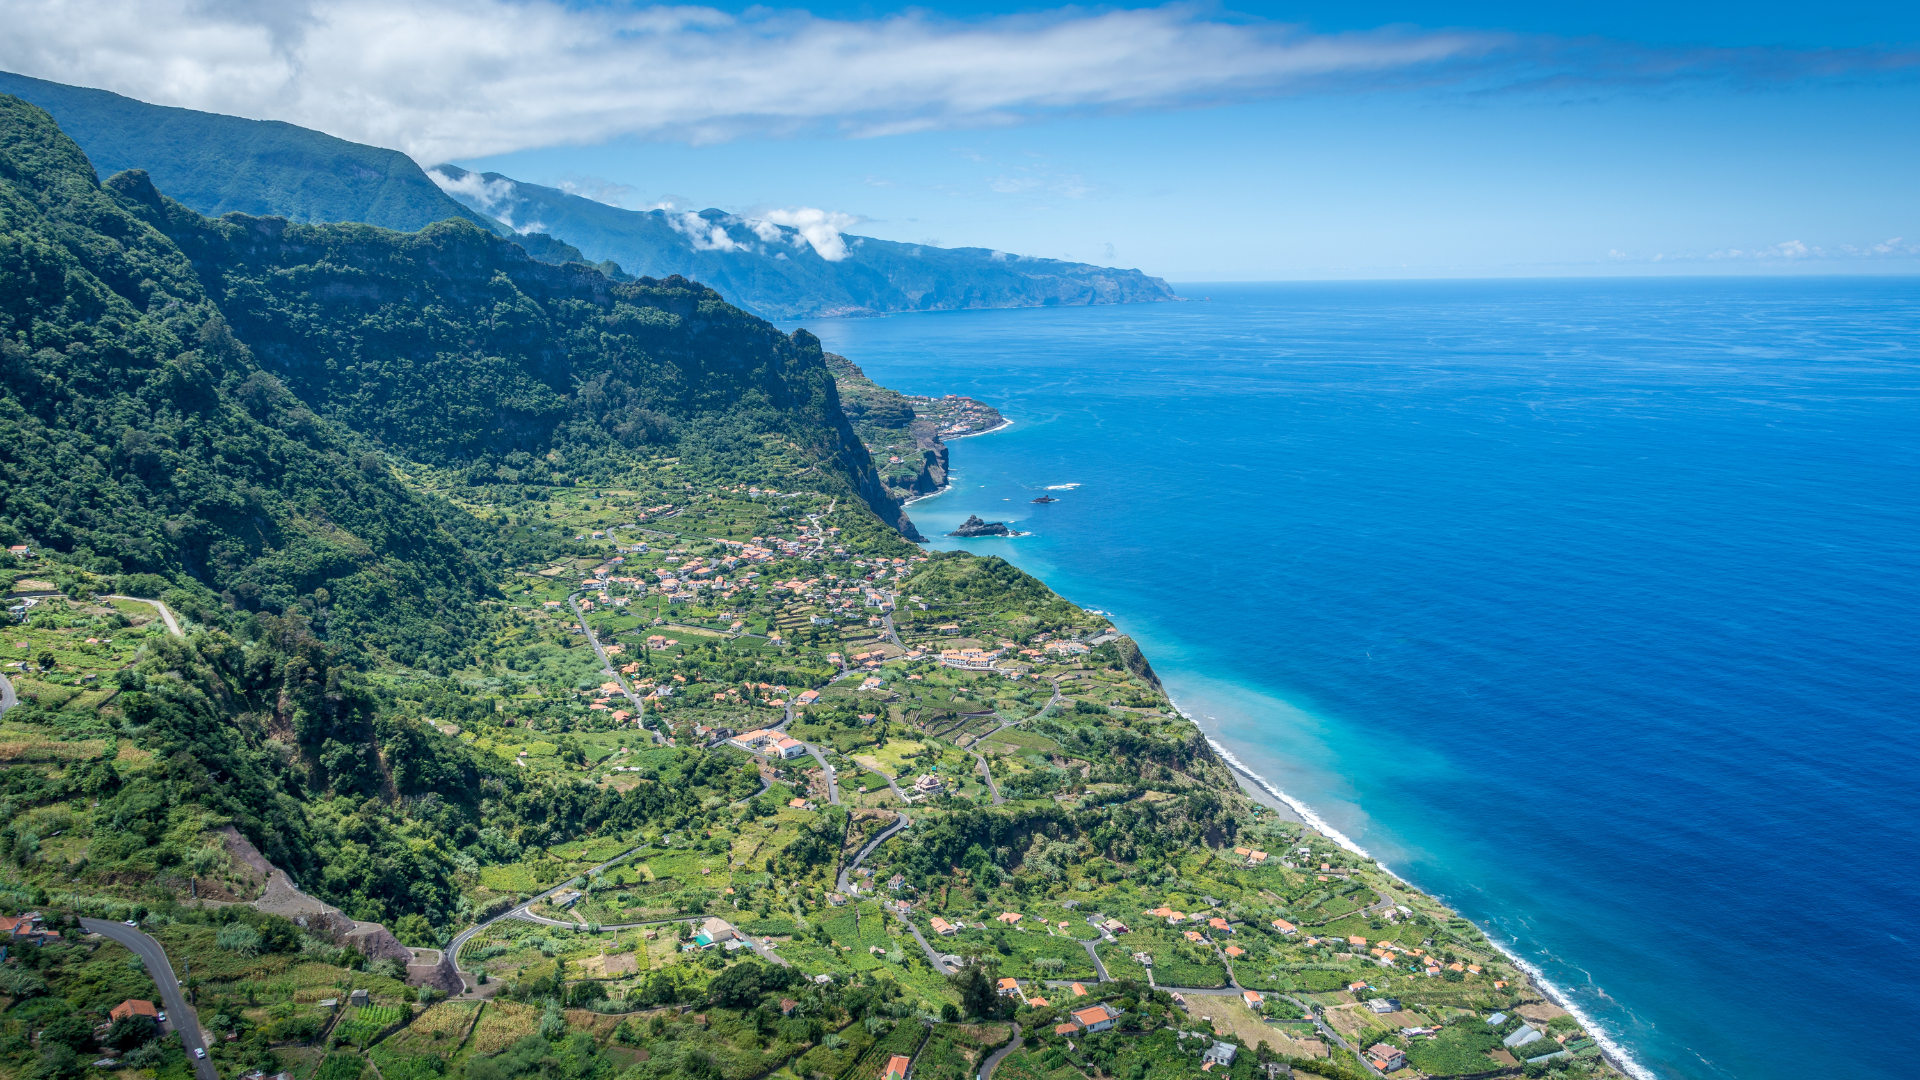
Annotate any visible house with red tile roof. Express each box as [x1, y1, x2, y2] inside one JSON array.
[[111, 1000, 157, 1022]]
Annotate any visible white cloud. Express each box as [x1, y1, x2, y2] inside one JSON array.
[[426, 166, 544, 232], [1613, 237, 1920, 263], [3, 0, 1909, 165], [665, 211, 744, 252], [555, 175, 640, 208], [0, 0, 1513, 162], [754, 207, 864, 261]]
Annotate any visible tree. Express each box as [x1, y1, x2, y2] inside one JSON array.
[[38, 1015, 95, 1053], [950, 962, 1003, 1020], [106, 1014, 159, 1051]]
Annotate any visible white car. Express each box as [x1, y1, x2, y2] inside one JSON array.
[[124, 919, 138, 927], [156, 1013, 166, 1023], [193, 1048, 206, 1060]]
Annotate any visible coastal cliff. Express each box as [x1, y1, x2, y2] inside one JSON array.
[[826, 352, 1004, 504]]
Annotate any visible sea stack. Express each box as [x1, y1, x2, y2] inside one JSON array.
[[948, 514, 1013, 537]]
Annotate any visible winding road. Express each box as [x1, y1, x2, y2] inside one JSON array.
[[0, 595, 183, 717], [441, 841, 651, 992], [80, 919, 217, 1080], [105, 595, 183, 637], [978, 1022, 1025, 1080], [567, 591, 657, 743], [836, 812, 910, 895]]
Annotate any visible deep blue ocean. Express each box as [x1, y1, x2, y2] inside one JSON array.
[[798, 278, 1920, 1080]]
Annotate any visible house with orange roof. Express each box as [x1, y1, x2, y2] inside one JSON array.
[[1054, 1022, 1080, 1036], [1367, 1044, 1407, 1072], [882, 1053, 911, 1080], [996, 912, 1023, 924], [1070, 983, 1088, 997], [1208, 916, 1232, 933], [110, 1000, 157, 1022], [1348, 935, 1368, 946], [1224, 945, 1245, 957], [929, 917, 957, 936], [1067, 1004, 1121, 1033], [1271, 918, 1297, 934], [1183, 930, 1205, 943], [1241, 990, 1264, 1009], [1027, 996, 1048, 1008], [996, 977, 1021, 997]]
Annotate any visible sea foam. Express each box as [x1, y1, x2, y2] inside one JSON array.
[[1199, 728, 1655, 1080]]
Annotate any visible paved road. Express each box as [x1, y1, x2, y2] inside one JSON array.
[[767, 678, 842, 805], [836, 813, 910, 895], [972, 752, 1003, 805], [978, 1022, 1024, 1080], [507, 909, 791, 968], [567, 592, 657, 742], [1080, 941, 1110, 981], [104, 596, 182, 637], [81, 919, 218, 1080], [442, 842, 648, 992]]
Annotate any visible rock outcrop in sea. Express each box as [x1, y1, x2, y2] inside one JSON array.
[[948, 514, 1013, 537]]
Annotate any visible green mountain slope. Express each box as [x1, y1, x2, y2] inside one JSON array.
[[0, 94, 918, 666], [429, 166, 1181, 320], [0, 95, 496, 665], [0, 69, 505, 236]]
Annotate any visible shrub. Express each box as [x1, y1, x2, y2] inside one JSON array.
[[217, 922, 263, 956]]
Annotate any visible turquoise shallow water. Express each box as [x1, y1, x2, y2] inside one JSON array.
[[798, 278, 1920, 1080]]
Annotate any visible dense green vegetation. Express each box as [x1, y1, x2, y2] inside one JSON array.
[[0, 93, 915, 666], [0, 96, 1617, 1080], [0, 70, 502, 236]]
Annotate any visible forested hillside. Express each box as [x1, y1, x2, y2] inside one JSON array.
[[0, 70, 505, 235], [0, 94, 917, 664]]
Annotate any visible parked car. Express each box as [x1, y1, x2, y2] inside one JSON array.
[[124, 920, 138, 927], [192, 1048, 206, 1060]]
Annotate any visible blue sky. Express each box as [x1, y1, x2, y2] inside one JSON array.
[[3, 0, 1915, 278]]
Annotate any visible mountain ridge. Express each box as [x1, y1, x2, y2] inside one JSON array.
[[430, 164, 1181, 320]]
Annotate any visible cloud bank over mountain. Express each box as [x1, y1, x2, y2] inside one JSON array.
[[2, 0, 1913, 162]]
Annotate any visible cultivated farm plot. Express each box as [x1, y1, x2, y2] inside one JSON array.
[[469, 1000, 541, 1055], [333, 1004, 409, 1047], [382, 1000, 479, 1051], [314, 1052, 368, 1080], [911, 1024, 1014, 1080]]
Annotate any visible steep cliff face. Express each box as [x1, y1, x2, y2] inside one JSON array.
[[826, 352, 1010, 507], [114, 178, 918, 537], [0, 94, 920, 662]]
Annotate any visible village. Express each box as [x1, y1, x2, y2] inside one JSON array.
[[0, 474, 1617, 1080]]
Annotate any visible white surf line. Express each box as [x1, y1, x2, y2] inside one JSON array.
[[945, 417, 1014, 440], [1202, 735, 1369, 862], [1196, 724, 1656, 1080]]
